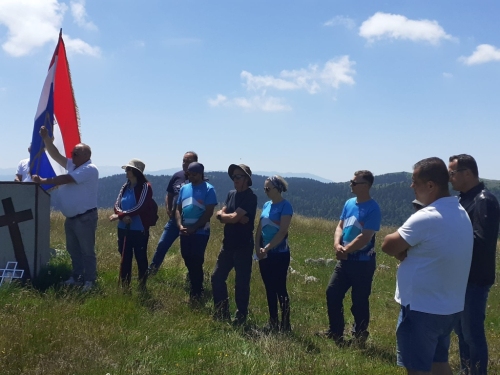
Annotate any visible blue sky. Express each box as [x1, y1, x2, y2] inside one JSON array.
[[1, 0, 499, 182]]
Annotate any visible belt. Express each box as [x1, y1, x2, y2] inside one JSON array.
[[68, 207, 97, 219]]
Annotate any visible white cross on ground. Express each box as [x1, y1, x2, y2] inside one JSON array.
[[0, 262, 24, 286]]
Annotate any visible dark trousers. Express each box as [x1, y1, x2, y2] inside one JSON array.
[[454, 283, 492, 375], [259, 252, 290, 320], [180, 234, 209, 297], [326, 259, 376, 338], [211, 245, 253, 317], [118, 228, 149, 286]]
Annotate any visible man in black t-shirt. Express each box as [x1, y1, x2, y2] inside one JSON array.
[[212, 164, 257, 324], [149, 151, 198, 274]]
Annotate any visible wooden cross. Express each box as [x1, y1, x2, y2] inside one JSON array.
[[0, 262, 24, 286], [0, 198, 33, 279]]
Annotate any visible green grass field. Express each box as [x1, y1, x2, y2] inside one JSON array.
[[1, 209, 499, 374]]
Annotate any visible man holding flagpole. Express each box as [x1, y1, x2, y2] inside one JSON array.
[[32, 126, 99, 292]]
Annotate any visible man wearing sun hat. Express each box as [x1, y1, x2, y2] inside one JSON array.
[[211, 164, 257, 324], [32, 125, 99, 291]]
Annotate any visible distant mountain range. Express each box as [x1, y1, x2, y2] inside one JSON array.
[[76, 171, 500, 226], [0, 166, 333, 183], [6, 168, 500, 227]]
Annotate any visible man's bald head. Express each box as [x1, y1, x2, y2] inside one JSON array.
[[72, 143, 91, 167]]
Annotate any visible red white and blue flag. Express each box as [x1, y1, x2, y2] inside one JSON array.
[[30, 30, 81, 190]]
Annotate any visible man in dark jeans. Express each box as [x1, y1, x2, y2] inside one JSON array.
[[149, 151, 198, 274], [212, 164, 257, 325], [449, 154, 500, 375], [318, 170, 381, 346]]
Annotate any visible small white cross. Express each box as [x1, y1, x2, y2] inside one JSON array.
[[0, 262, 24, 286]]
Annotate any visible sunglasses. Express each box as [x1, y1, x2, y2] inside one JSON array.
[[449, 168, 467, 176], [232, 174, 246, 180], [72, 151, 80, 157], [350, 180, 368, 186], [264, 186, 273, 192], [125, 167, 133, 172]]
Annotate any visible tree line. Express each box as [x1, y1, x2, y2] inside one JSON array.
[[96, 171, 500, 227]]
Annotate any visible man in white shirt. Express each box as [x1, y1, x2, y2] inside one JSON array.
[[382, 157, 473, 375], [32, 126, 99, 291], [15, 144, 32, 182]]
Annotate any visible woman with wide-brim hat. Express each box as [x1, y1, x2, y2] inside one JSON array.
[[109, 158, 154, 289]]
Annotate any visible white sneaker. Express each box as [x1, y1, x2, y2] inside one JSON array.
[[82, 281, 94, 292], [64, 276, 83, 287]]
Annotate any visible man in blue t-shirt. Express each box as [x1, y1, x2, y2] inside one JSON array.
[[149, 151, 198, 274], [176, 162, 217, 300], [318, 170, 381, 346]]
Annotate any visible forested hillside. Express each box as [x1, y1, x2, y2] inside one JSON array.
[[96, 171, 500, 227]]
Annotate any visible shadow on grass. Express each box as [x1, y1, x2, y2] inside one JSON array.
[[236, 324, 321, 355], [137, 287, 166, 312], [31, 261, 72, 291], [360, 344, 397, 365]]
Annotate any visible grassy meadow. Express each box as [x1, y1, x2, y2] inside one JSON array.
[[1, 209, 499, 375]]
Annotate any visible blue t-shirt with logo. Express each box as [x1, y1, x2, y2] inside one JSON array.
[[260, 199, 293, 253], [177, 182, 217, 235], [340, 198, 381, 261], [118, 185, 144, 231]]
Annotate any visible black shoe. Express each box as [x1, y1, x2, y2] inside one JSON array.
[[232, 311, 247, 326], [213, 299, 231, 322], [147, 265, 158, 276], [350, 331, 369, 348], [263, 318, 280, 333]]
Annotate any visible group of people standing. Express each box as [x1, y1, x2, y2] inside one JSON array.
[[105, 151, 294, 331], [28, 127, 497, 375]]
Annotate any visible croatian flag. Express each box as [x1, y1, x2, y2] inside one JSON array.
[[30, 30, 81, 190]]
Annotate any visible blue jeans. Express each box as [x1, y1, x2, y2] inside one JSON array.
[[150, 218, 179, 269], [397, 305, 460, 372], [454, 283, 492, 375]]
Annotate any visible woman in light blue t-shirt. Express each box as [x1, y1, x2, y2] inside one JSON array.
[[255, 175, 293, 332]]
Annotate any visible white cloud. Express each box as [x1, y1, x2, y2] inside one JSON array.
[[442, 72, 453, 78], [459, 44, 500, 65], [210, 56, 355, 112], [0, 0, 100, 57], [324, 16, 356, 30], [208, 94, 291, 112], [70, 0, 97, 31], [208, 94, 227, 107], [241, 71, 301, 91], [242, 56, 356, 94], [359, 12, 453, 45], [65, 35, 101, 57]]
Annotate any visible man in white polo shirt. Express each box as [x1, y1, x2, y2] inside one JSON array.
[[382, 157, 473, 375], [32, 126, 99, 291], [14, 144, 32, 182]]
